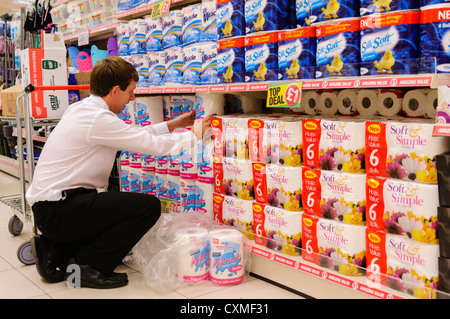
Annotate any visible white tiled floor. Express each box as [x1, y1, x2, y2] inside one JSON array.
[[0, 170, 303, 299]]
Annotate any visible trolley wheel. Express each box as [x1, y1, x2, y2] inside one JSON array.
[[17, 241, 35, 265], [8, 215, 23, 236]]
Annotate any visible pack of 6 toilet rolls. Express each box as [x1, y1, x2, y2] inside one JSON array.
[[252, 201, 302, 256], [365, 119, 450, 184], [214, 156, 255, 201], [302, 214, 366, 276], [366, 175, 439, 244]]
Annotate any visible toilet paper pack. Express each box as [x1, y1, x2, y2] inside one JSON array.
[[182, 45, 203, 85], [147, 51, 165, 86], [217, 37, 246, 83], [214, 157, 254, 201], [244, 32, 279, 82], [252, 202, 302, 256], [145, 16, 163, 52], [315, 18, 360, 78], [310, 0, 359, 23], [200, 42, 218, 85], [365, 119, 450, 183], [162, 10, 183, 49], [164, 174, 182, 202], [117, 23, 130, 56], [213, 193, 254, 239], [164, 46, 183, 85], [366, 229, 439, 299], [301, 215, 366, 276], [211, 115, 249, 159], [129, 19, 147, 55], [366, 176, 439, 244], [244, 0, 290, 34], [301, 167, 367, 225], [201, 1, 218, 42], [278, 27, 316, 81], [141, 153, 156, 173], [360, 10, 420, 76], [360, 0, 419, 16], [132, 54, 150, 87], [182, 4, 203, 46], [296, 0, 311, 27], [302, 118, 366, 173], [217, 0, 245, 39]]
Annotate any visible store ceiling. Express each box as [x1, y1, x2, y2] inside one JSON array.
[[0, 0, 29, 18]]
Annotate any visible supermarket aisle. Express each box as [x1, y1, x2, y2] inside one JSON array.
[[0, 170, 303, 299]]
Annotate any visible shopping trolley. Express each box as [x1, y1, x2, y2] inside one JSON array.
[[0, 83, 89, 265]]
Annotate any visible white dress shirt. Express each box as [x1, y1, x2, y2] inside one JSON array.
[[26, 95, 195, 206]]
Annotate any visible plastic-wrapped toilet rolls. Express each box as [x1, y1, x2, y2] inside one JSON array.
[[337, 89, 358, 115], [356, 89, 379, 116], [425, 89, 438, 119], [402, 89, 427, 118], [377, 89, 405, 117], [134, 96, 164, 126], [302, 90, 321, 115], [317, 90, 338, 115]]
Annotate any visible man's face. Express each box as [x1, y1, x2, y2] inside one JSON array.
[[110, 80, 136, 114]]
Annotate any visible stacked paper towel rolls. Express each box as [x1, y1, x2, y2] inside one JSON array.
[[209, 228, 245, 285], [175, 227, 210, 284], [317, 90, 338, 115], [377, 89, 405, 117], [337, 89, 358, 115], [356, 89, 379, 116]]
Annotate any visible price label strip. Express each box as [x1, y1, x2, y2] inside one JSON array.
[[151, 0, 171, 19], [267, 82, 302, 108]]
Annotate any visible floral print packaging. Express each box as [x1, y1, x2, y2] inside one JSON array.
[[213, 193, 254, 240], [302, 167, 366, 225], [365, 119, 450, 184], [217, 157, 255, 200], [302, 118, 366, 173], [366, 229, 439, 299], [366, 176, 439, 244], [211, 115, 250, 159], [252, 202, 302, 256], [265, 164, 302, 212]]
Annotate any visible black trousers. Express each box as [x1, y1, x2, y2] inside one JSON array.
[[32, 188, 161, 274]]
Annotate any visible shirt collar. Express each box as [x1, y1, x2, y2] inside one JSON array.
[[86, 95, 110, 111]]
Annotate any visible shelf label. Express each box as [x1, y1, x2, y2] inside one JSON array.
[[78, 31, 89, 46], [267, 82, 302, 108], [151, 0, 171, 19]]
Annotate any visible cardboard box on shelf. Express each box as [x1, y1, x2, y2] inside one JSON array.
[[74, 71, 91, 99], [1, 84, 24, 117], [20, 32, 69, 119]]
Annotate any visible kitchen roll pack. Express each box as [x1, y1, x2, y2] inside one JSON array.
[[366, 176, 439, 244], [133, 96, 164, 126], [252, 202, 302, 256], [366, 229, 439, 299], [365, 119, 450, 183], [302, 118, 366, 173], [301, 167, 366, 225], [301, 215, 366, 276]]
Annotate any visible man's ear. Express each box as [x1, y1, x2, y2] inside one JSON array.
[[110, 85, 120, 96]]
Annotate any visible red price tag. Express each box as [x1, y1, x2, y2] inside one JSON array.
[[160, 0, 170, 15], [285, 83, 301, 106]]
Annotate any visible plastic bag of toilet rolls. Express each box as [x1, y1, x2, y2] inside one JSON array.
[[124, 212, 251, 292]]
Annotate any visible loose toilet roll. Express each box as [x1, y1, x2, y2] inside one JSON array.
[[134, 96, 164, 126], [317, 91, 338, 115], [356, 89, 379, 117], [402, 89, 427, 118], [337, 89, 358, 115], [302, 90, 321, 115], [175, 227, 210, 283], [209, 228, 245, 285], [425, 89, 438, 119], [377, 89, 404, 117]]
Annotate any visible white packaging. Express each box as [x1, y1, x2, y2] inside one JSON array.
[[196, 181, 215, 219], [134, 96, 164, 127]]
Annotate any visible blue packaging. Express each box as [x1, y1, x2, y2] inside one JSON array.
[[360, 11, 420, 76], [310, 0, 359, 24], [244, 0, 290, 34], [217, 37, 246, 83], [182, 45, 203, 85], [170, 96, 184, 119], [117, 0, 132, 12], [315, 18, 360, 78], [145, 16, 163, 52], [244, 32, 279, 82], [129, 19, 147, 55], [148, 51, 166, 86], [164, 46, 183, 85], [217, 0, 245, 40], [132, 0, 146, 9], [201, 1, 218, 42], [420, 5, 450, 73], [278, 27, 316, 80], [132, 54, 150, 87], [201, 42, 218, 85], [360, 0, 419, 16], [296, 0, 312, 27], [421, 0, 450, 7], [182, 4, 203, 46], [182, 95, 195, 113], [162, 10, 183, 49], [117, 23, 130, 56]]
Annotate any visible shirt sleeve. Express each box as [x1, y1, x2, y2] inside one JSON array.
[[87, 110, 196, 156]]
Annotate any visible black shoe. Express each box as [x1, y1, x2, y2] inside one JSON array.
[[31, 235, 66, 283], [66, 258, 128, 289]]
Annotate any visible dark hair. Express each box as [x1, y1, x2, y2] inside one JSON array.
[[90, 56, 139, 97]]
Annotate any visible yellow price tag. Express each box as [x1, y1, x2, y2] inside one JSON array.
[[151, 0, 171, 19], [267, 82, 302, 108]]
